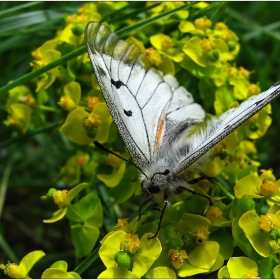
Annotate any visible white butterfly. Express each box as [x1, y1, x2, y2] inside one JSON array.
[[85, 22, 280, 234]]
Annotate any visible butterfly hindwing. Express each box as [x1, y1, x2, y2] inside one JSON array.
[[177, 81, 280, 173]]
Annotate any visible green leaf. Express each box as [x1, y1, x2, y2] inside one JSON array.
[[132, 233, 162, 277], [209, 228, 233, 260], [66, 191, 103, 227], [19, 250, 45, 275], [70, 223, 100, 258], [259, 255, 277, 278], [229, 198, 256, 220]]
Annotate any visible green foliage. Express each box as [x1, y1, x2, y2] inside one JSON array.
[[1, 1, 280, 279]]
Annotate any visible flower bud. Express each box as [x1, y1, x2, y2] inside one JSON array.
[[46, 188, 58, 198], [227, 40, 236, 51], [4, 263, 26, 279], [207, 49, 220, 62], [114, 251, 132, 270], [87, 127, 97, 139], [71, 23, 85, 36], [249, 122, 259, 132]]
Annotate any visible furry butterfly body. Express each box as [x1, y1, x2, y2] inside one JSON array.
[[85, 22, 280, 209]]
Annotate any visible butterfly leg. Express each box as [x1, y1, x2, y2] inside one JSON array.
[[151, 203, 161, 211], [148, 200, 168, 240], [137, 198, 152, 222]]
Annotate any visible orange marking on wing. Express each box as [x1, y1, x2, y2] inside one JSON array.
[[155, 115, 165, 152]]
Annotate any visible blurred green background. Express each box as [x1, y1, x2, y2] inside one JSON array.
[[1, 1, 280, 278]]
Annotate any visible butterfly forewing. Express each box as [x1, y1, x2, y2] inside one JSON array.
[[86, 22, 204, 167]]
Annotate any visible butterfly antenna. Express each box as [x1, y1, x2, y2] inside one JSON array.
[[148, 200, 168, 239], [93, 141, 147, 177]]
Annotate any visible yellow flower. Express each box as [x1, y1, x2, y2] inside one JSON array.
[[58, 95, 77, 111], [76, 156, 87, 167], [206, 206, 223, 222], [214, 22, 229, 31], [116, 218, 130, 233], [242, 270, 259, 278], [260, 169, 276, 182], [260, 178, 279, 196], [200, 38, 216, 53], [161, 35, 175, 52], [120, 233, 140, 254], [83, 112, 101, 129], [146, 47, 163, 67], [22, 94, 36, 106], [248, 83, 261, 97], [53, 190, 69, 207], [194, 17, 212, 32], [239, 66, 250, 79], [86, 96, 100, 110], [168, 249, 188, 269], [190, 226, 210, 244], [258, 213, 280, 233]]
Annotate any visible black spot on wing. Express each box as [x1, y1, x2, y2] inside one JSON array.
[[111, 78, 124, 89], [124, 109, 133, 117]]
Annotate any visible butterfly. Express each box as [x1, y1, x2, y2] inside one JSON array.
[[85, 22, 280, 237]]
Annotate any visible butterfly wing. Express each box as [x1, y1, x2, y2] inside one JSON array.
[[85, 22, 205, 169], [176, 82, 280, 173]]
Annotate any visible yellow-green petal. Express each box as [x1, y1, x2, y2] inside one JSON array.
[[99, 231, 127, 268], [43, 207, 67, 223], [60, 108, 92, 145], [227, 257, 258, 278], [41, 268, 78, 279], [149, 267, 176, 278], [98, 266, 139, 279], [217, 266, 230, 279], [188, 241, 219, 269], [234, 175, 263, 199], [97, 161, 126, 188], [20, 250, 46, 275], [239, 211, 270, 257], [132, 233, 162, 277]]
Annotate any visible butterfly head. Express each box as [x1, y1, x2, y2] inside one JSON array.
[[141, 169, 170, 203]]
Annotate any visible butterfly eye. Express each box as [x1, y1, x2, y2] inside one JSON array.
[[148, 182, 160, 194]]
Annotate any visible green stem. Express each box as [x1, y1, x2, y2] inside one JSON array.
[[74, 246, 100, 275], [256, 197, 265, 214], [39, 105, 60, 112], [0, 47, 86, 96], [215, 177, 235, 201], [0, 2, 194, 97], [0, 122, 60, 149], [0, 2, 41, 17], [0, 158, 13, 218]]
